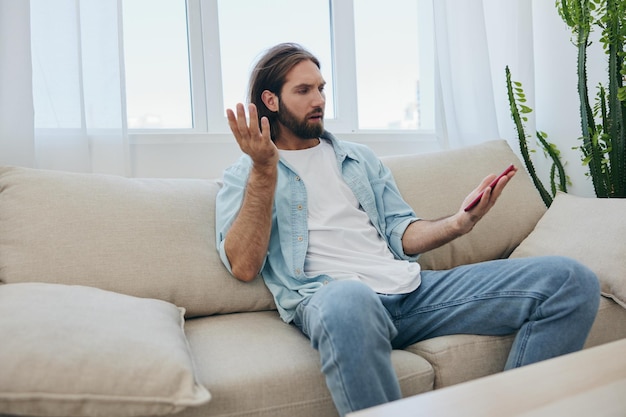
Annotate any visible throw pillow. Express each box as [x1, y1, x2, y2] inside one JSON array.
[[509, 192, 626, 308], [0, 282, 211, 417]]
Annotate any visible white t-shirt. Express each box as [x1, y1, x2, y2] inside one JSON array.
[[279, 139, 421, 294]]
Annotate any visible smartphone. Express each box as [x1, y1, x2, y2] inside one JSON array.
[[463, 163, 515, 212]]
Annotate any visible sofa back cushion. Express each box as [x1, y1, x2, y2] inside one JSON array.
[[0, 166, 275, 318], [0, 140, 545, 316], [382, 140, 547, 270]]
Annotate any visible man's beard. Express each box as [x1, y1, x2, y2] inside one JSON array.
[[276, 101, 324, 140]]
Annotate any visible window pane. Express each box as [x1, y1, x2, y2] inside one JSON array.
[[354, 0, 434, 130], [122, 0, 192, 129], [217, 0, 334, 118]]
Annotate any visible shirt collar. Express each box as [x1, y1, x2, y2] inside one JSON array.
[[320, 130, 360, 163]]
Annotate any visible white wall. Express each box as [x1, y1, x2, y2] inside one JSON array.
[[129, 133, 443, 179]]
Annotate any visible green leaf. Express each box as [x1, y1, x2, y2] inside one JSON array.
[[520, 105, 533, 113]]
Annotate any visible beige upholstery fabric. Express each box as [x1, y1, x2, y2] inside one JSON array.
[[0, 283, 210, 417], [0, 141, 625, 417], [584, 297, 626, 348], [382, 140, 547, 270], [402, 299, 626, 390], [510, 192, 626, 308], [0, 166, 275, 317], [180, 312, 435, 417], [405, 334, 515, 389]]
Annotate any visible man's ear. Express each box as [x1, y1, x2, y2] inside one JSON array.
[[261, 90, 279, 112]]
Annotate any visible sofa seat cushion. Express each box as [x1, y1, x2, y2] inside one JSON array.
[[179, 311, 435, 417], [584, 296, 626, 348], [0, 282, 210, 417], [0, 165, 275, 318], [405, 334, 515, 389], [404, 298, 626, 391], [510, 192, 626, 309]]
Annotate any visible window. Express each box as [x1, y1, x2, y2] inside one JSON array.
[[216, 0, 334, 119], [354, 0, 434, 130], [122, 0, 192, 129], [122, 0, 435, 136]]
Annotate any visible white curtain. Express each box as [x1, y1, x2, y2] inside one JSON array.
[[0, 1, 35, 167], [433, 0, 536, 149], [30, 0, 129, 175]]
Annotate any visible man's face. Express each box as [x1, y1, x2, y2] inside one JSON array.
[[276, 60, 326, 140]]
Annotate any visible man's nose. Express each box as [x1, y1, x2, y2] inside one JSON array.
[[312, 90, 325, 107]]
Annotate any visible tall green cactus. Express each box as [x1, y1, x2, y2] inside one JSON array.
[[557, 0, 626, 198], [506, 66, 568, 207]]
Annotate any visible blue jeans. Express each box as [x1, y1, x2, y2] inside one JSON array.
[[292, 256, 600, 417]]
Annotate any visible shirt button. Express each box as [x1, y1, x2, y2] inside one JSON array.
[[323, 280, 329, 285], [295, 268, 301, 274], [297, 204, 303, 210], [297, 236, 303, 242], [295, 176, 301, 181]]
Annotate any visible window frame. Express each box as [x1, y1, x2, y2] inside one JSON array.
[[128, 0, 438, 146]]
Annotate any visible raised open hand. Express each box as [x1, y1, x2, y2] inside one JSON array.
[[226, 103, 278, 169]]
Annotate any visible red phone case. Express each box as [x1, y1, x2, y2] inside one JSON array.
[[463, 164, 515, 212]]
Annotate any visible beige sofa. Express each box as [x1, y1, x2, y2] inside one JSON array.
[[1, 139, 625, 417]]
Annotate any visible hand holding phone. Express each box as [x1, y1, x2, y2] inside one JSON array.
[[463, 164, 515, 212]]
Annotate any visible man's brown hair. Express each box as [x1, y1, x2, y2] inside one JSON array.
[[247, 43, 320, 141]]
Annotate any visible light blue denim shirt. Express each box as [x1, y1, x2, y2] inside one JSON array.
[[215, 131, 420, 322]]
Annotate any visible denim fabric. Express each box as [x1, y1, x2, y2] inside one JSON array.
[[215, 131, 419, 322], [293, 256, 600, 417]]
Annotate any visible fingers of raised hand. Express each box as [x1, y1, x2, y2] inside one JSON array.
[[260, 115, 271, 141], [227, 103, 255, 139], [226, 104, 277, 165]]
